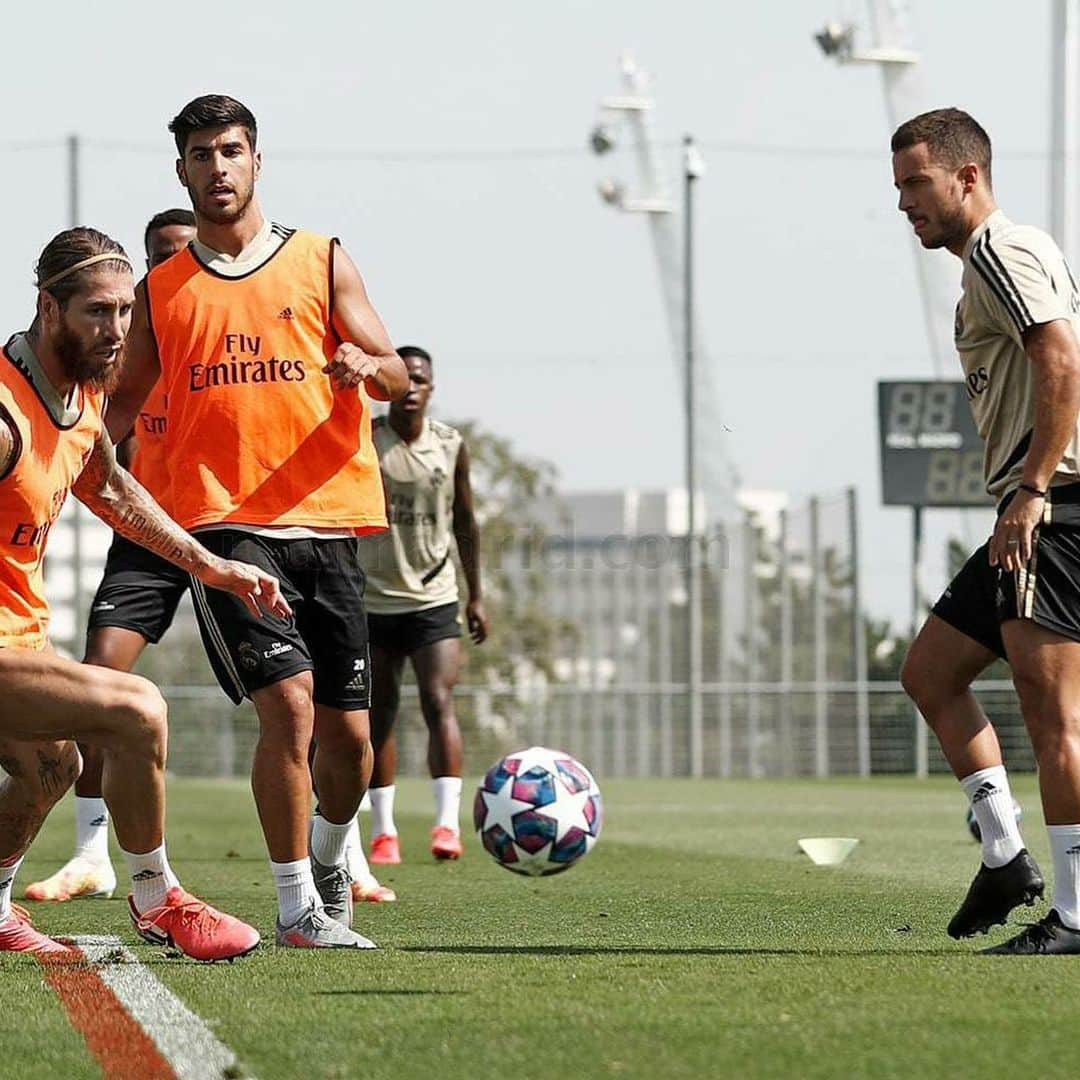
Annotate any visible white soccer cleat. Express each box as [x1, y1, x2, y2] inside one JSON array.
[[23, 855, 116, 902], [276, 900, 377, 949]]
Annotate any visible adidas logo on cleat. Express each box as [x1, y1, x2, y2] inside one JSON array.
[[278, 307, 294, 319], [971, 782, 998, 804]]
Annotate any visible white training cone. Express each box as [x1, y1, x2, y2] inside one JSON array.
[[797, 837, 859, 866]]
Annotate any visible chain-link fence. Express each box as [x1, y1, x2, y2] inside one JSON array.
[[43, 487, 1031, 779]]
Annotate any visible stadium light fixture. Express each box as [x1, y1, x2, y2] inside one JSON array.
[[590, 124, 618, 155], [813, 19, 918, 65], [588, 67, 674, 215]]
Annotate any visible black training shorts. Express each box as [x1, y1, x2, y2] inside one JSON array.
[[189, 529, 371, 710], [933, 482, 1080, 658], [367, 601, 462, 656], [86, 534, 189, 645]]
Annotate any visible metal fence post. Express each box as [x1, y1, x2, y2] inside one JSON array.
[[779, 507, 794, 775], [744, 516, 761, 778], [849, 487, 871, 777], [658, 542, 674, 777], [717, 522, 733, 779], [810, 496, 828, 777]]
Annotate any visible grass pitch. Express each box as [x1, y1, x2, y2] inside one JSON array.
[[2, 774, 1079, 1079]]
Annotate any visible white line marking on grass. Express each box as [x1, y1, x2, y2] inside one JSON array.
[[72, 935, 248, 1080]]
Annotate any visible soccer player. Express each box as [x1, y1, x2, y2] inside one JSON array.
[[26, 209, 197, 904], [361, 345, 488, 866], [0, 225, 289, 957], [894, 108, 1080, 953], [105, 95, 409, 949]]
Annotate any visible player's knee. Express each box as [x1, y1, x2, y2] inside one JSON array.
[[419, 684, 454, 725], [119, 679, 168, 766]]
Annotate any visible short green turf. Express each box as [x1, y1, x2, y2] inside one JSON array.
[[3, 775, 1078, 1080]]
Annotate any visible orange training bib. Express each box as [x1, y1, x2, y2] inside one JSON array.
[[0, 343, 102, 649], [146, 229, 386, 533]]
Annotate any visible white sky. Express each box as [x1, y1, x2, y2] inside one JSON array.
[[0, 1, 1059, 626]]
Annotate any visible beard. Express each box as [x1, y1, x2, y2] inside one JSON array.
[[921, 202, 969, 251], [191, 176, 255, 225], [54, 318, 124, 396]]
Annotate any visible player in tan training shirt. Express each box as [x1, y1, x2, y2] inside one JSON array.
[[894, 108, 1080, 955], [359, 346, 488, 867]]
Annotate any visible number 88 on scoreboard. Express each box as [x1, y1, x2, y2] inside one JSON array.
[[877, 381, 992, 507]]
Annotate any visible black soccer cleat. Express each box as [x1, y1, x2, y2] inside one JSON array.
[[947, 849, 1044, 939], [982, 910, 1080, 955]]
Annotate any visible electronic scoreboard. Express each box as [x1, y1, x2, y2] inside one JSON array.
[[877, 381, 992, 507]]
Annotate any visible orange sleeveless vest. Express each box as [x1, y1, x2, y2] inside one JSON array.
[[127, 379, 170, 510], [145, 229, 387, 533], [0, 343, 103, 649]]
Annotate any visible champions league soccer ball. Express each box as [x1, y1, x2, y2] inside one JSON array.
[[966, 797, 1023, 842], [473, 747, 602, 876]]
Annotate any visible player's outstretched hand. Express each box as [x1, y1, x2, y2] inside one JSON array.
[[201, 560, 292, 620], [323, 342, 382, 390], [466, 599, 489, 645]]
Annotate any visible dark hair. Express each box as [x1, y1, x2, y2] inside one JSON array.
[[891, 108, 992, 186], [397, 345, 432, 373], [144, 208, 196, 256], [35, 227, 130, 306], [168, 94, 257, 157]]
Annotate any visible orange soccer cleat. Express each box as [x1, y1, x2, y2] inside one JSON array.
[[0, 904, 72, 955], [430, 826, 463, 861], [24, 856, 116, 902], [128, 887, 260, 963], [351, 878, 397, 903], [369, 833, 402, 865]]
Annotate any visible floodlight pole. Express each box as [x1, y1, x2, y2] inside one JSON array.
[[1052, 0, 1080, 268], [684, 135, 704, 779], [68, 132, 86, 645]]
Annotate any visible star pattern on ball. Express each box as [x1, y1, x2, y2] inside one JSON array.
[[478, 778, 536, 838]]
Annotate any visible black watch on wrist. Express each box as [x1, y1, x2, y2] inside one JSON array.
[[1019, 482, 1047, 499]]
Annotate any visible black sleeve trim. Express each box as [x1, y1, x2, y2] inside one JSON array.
[[0, 401, 23, 482], [971, 240, 1031, 334], [983, 235, 1035, 325]]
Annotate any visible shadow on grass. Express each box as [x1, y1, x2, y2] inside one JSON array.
[[400, 945, 963, 958], [314, 989, 467, 997]]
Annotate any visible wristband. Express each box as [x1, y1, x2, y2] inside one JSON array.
[[1019, 483, 1047, 499]]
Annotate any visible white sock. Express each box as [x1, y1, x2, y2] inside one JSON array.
[[310, 812, 352, 868], [960, 766, 1024, 868], [121, 842, 180, 914], [0, 856, 24, 920], [1048, 823, 1080, 930], [345, 817, 377, 888], [271, 857, 320, 926], [433, 776, 463, 831], [75, 796, 110, 859], [370, 785, 397, 837]]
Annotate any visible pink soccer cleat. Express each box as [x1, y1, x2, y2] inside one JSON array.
[[0, 904, 73, 955], [369, 833, 401, 865], [351, 878, 397, 903], [128, 887, 260, 962], [430, 826, 463, 861]]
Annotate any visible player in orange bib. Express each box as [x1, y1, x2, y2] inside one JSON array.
[[0, 226, 291, 959], [25, 209, 197, 905], [107, 95, 409, 948]]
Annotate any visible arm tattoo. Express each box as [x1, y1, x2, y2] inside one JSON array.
[[73, 432, 218, 576]]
